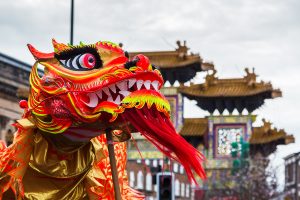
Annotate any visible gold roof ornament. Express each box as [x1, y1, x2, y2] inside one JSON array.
[[250, 119, 294, 145], [179, 68, 282, 113]]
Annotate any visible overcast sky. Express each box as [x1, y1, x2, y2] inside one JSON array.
[[1, 0, 299, 184]]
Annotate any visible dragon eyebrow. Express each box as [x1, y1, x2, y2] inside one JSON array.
[[55, 45, 97, 59]]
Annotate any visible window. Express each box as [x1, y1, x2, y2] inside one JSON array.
[[154, 183, 157, 192], [146, 173, 152, 191], [180, 165, 184, 174], [186, 184, 190, 197], [145, 159, 150, 166], [153, 159, 158, 167], [129, 171, 135, 187], [181, 183, 185, 197], [287, 163, 294, 183], [173, 163, 178, 173], [175, 179, 180, 196], [137, 170, 144, 189]]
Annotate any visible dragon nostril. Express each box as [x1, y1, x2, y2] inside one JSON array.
[[124, 59, 138, 70], [124, 54, 150, 70]]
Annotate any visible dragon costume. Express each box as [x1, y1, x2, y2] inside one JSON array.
[[0, 40, 206, 199]]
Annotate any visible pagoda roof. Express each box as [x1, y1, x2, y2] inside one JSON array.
[[179, 68, 282, 113], [250, 119, 294, 156], [179, 118, 208, 136], [250, 119, 294, 145], [129, 41, 214, 85], [179, 118, 209, 148]]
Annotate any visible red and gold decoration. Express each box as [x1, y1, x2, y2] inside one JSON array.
[[0, 40, 205, 199]]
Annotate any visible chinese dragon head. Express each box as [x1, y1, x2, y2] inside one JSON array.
[[28, 40, 168, 134]]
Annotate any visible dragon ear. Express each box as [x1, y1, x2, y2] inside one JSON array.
[[27, 44, 54, 61], [52, 38, 70, 54]]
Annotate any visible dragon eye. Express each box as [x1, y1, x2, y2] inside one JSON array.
[[79, 53, 96, 69], [61, 53, 98, 70], [56, 46, 102, 71]]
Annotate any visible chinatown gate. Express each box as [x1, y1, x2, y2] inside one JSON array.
[[127, 41, 294, 199]]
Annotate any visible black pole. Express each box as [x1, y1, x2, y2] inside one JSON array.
[[70, 0, 74, 45]]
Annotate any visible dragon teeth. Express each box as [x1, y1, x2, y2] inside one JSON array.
[[109, 84, 116, 93], [119, 90, 131, 97], [107, 95, 121, 105], [103, 87, 111, 96], [107, 96, 113, 102], [82, 93, 98, 108], [82, 78, 160, 108], [144, 80, 151, 90], [116, 81, 128, 91], [136, 80, 143, 90], [152, 80, 159, 91], [96, 90, 103, 99], [128, 79, 136, 89], [114, 95, 121, 105]]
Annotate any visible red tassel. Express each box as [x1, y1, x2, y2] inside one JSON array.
[[123, 107, 206, 183]]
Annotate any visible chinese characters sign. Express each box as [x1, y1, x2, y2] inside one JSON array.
[[214, 125, 245, 158]]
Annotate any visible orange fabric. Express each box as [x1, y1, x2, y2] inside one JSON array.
[[0, 127, 144, 200], [86, 136, 144, 200], [0, 126, 35, 199]]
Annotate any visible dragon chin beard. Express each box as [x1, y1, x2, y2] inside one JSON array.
[[123, 106, 206, 183]]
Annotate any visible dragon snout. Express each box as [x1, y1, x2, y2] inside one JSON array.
[[124, 54, 151, 70]]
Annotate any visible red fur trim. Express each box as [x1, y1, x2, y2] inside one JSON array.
[[123, 107, 206, 183]]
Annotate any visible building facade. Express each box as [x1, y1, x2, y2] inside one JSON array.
[[285, 152, 300, 200], [0, 52, 31, 146]]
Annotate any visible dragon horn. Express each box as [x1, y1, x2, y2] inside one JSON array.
[[52, 38, 70, 53], [27, 44, 54, 61]]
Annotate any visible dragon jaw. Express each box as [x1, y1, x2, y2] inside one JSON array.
[[79, 77, 160, 108]]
